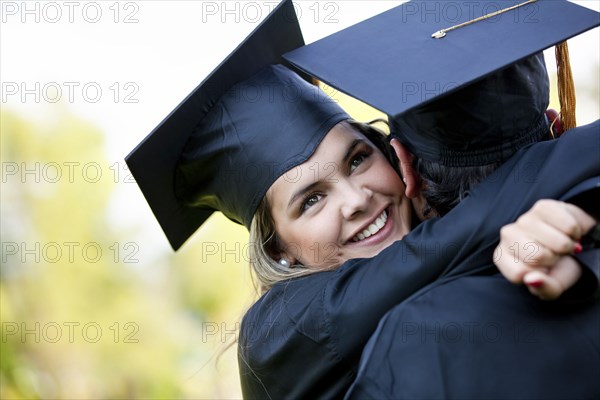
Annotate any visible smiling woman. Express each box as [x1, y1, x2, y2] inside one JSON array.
[[264, 121, 411, 272], [247, 119, 411, 288]]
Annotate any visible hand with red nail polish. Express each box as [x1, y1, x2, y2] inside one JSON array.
[[526, 280, 544, 288], [495, 200, 596, 300]]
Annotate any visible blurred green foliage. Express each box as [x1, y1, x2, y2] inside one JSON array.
[[1, 109, 255, 399]]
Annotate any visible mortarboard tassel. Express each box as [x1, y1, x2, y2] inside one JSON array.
[[555, 41, 577, 131]]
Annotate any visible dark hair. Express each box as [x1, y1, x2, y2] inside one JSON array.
[[348, 119, 401, 177], [413, 157, 502, 217]]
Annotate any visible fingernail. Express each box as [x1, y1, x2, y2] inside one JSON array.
[[526, 280, 544, 288], [574, 241, 583, 254]]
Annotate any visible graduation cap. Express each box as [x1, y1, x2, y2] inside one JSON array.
[[284, 0, 600, 167], [125, 0, 350, 250]]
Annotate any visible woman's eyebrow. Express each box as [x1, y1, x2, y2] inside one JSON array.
[[342, 139, 365, 164], [287, 181, 320, 210], [286, 139, 366, 211]]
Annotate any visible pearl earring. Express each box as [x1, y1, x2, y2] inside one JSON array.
[[279, 259, 290, 268]]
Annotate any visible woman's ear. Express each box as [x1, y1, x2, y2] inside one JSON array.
[[390, 138, 421, 199], [277, 248, 297, 267], [270, 239, 297, 268], [276, 258, 292, 268]]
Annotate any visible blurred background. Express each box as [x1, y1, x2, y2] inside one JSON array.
[[1, 1, 598, 398]]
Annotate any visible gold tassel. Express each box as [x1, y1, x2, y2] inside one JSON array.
[[555, 41, 577, 131]]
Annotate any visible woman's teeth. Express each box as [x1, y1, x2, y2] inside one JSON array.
[[352, 210, 388, 242]]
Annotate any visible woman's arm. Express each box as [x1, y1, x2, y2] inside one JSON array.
[[327, 122, 600, 360]]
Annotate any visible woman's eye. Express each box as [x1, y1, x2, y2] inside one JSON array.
[[302, 194, 322, 212], [350, 154, 367, 172]]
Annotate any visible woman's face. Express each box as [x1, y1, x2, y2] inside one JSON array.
[[267, 121, 412, 270]]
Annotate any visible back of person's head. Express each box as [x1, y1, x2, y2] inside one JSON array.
[[393, 54, 550, 215]]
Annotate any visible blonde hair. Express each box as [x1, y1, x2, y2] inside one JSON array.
[[248, 198, 318, 293], [247, 120, 397, 293]]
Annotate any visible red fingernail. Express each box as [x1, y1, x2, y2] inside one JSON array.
[[574, 241, 583, 254], [526, 280, 544, 288]]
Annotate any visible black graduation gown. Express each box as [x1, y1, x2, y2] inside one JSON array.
[[346, 267, 599, 399], [238, 120, 600, 399], [346, 123, 600, 400]]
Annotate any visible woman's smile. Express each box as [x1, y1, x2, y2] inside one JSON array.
[[348, 206, 392, 244]]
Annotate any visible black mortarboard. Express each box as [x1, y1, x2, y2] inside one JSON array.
[[126, 0, 350, 250], [284, 0, 600, 166]]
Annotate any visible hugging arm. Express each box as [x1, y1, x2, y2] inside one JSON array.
[[330, 122, 600, 359]]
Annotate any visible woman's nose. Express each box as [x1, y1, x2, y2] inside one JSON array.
[[340, 180, 373, 219]]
